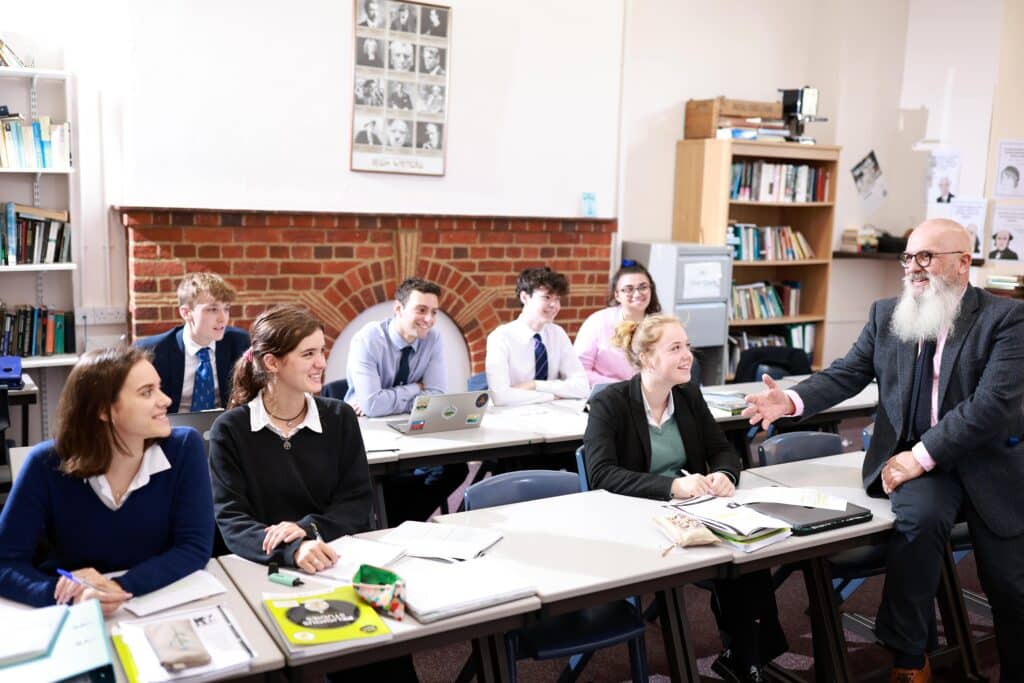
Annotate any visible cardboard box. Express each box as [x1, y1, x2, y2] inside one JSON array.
[[684, 97, 784, 139]]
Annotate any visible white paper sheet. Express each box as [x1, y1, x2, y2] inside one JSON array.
[[123, 569, 226, 617]]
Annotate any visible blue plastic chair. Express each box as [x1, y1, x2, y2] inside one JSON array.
[[574, 446, 589, 493], [467, 372, 488, 391], [461, 469, 649, 683], [321, 378, 349, 400]]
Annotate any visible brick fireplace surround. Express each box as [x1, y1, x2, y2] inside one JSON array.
[[118, 209, 617, 373]]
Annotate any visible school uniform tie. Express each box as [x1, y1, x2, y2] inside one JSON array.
[[394, 346, 414, 386], [533, 333, 549, 381], [906, 339, 937, 441], [192, 347, 216, 411]]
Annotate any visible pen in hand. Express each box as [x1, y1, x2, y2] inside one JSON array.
[[57, 568, 110, 594], [55, 568, 132, 607]]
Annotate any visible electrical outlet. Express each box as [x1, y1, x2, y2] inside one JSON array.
[[76, 307, 128, 325]]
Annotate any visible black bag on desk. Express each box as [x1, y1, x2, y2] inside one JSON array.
[[0, 356, 23, 389]]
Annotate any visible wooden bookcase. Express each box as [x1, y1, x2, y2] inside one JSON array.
[[671, 139, 840, 369]]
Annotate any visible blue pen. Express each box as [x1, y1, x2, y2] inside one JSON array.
[[56, 568, 110, 594]]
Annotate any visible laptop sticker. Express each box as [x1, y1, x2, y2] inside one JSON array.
[[465, 414, 481, 425], [442, 405, 457, 419], [413, 397, 430, 412], [410, 420, 426, 431], [474, 393, 489, 408]]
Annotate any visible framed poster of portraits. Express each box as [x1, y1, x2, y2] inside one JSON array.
[[351, 0, 450, 176]]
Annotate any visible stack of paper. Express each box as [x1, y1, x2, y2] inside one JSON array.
[[0, 604, 67, 666], [702, 391, 748, 416], [123, 570, 227, 617], [671, 495, 791, 552], [380, 521, 502, 562], [111, 605, 254, 683], [398, 556, 536, 623], [0, 601, 113, 682], [314, 536, 407, 582]]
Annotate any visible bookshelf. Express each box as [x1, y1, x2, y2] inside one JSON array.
[[0, 65, 80, 440], [671, 139, 840, 372]]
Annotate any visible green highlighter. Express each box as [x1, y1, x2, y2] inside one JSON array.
[[268, 562, 303, 587]]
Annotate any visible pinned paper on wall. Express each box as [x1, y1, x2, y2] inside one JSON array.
[[989, 206, 1024, 262], [927, 150, 960, 204], [995, 141, 1024, 199], [927, 198, 987, 260], [851, 150, 888, 214], [682, 261, 722, 299]]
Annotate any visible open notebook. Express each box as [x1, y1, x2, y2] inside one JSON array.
[[397, 556, 536, 623], [380, 521, 502, 562]]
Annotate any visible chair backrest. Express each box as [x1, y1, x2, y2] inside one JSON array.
[[575, 445, 589, 492], [754, 363, 788, 381], [757, 431, 843, 467], [321, 378, 349, 400], [463, 469, 580, 511], [862, 422, 874, 450], [733, 346, 811, 383], [467, 372, 488, 391]]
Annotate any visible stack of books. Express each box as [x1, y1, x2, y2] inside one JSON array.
[[730, 281, 804, 320], [0, 116, 72, 170], [0, 304, 76, 357], [727, 223, 815, 261], [0, 37, 25, 67], [2, 203, 73, 265], [986, 274, 1023, 291], [730, 160, 831, 203]]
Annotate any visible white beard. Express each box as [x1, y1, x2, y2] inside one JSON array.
[[890, 273, 963, 342]]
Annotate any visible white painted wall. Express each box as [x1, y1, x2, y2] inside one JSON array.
[[118, 0, 623, 219]]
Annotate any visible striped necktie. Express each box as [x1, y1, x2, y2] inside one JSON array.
[[533, 333, 548, 381]]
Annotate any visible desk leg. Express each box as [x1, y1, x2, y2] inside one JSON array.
[[471, 634, 511, 683], [20, 403, 30, 447], [935, 543, 984, 680], [656, 587, 699, 683], [370, 475, 389, 529], [801, 558, 852, 683]]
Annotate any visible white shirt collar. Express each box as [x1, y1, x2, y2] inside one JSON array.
[[183, 325, 217, 358], [248, 390, 322, 438], [86, 443, 171, 511], [641, 389, 676, 428], [513, 316, 548, 341]]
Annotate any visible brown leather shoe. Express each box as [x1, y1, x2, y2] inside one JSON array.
[[890, 656, 931, 683]]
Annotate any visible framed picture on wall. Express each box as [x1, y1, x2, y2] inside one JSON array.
[[351, 0, 451, 176]]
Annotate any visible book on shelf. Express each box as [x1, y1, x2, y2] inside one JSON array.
[[1, 202, 72, 265], [0, 118, 71, 170], [0, 303, 74, 357], [262, 584, 391, 655], [730, 160, 830, 203], [986, 274, 1024, 290], [727, 223, 815, 261], [111, 604, 254, 683], [0, 38, 26, 68]]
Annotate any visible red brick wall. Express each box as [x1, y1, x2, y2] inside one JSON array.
[[120, 209, 617, 372]]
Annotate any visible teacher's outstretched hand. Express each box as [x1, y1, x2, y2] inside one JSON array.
[[741, 375, 795, 429]]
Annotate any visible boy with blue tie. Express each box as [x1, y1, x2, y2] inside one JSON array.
[[136, 272, 250, 413]]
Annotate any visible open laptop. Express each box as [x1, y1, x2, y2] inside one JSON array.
[[168, 409, 224, 454], [745, 500, 873, 536], [387, 391, 491, 434]]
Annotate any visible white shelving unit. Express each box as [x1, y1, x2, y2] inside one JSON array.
[[0, 65, 80, 440]]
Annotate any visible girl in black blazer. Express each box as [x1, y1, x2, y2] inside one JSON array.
[[583, 313, 786, 682]]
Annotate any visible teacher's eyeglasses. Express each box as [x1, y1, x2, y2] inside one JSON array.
[[897, 251, 965, 268], [618, 283, 650, 297]]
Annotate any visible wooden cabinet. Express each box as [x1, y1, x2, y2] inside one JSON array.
[[671, 139, 840, 369]]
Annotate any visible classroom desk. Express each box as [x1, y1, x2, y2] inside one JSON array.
[[743, 453, 983, 682], [0, 560, 285, 683], [435, 489, 737, 683], [7, 374, 38, 447], [218, 554, 540, 683]]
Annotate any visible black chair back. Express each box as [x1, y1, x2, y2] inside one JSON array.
[[757, 431, 843, 467], [733, 346, 811, 383], [321, 379, 349, 400]]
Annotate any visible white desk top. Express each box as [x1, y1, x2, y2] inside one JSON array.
[[8, 373, 38, 397], [359, 414, 541, 459], [730, 452, 894, 565], [434, 489, 734, 603], [0, 560, 285, 682], [704, 375, 879, 423], [217, 553, 540, 667]]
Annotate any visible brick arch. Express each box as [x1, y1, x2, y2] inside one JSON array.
[[419, 260, 505, 372]]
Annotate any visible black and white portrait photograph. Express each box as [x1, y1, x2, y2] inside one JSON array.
[[356, 0, 383, 28], [354, 77, 384, 107], [352, 1, 451, 176], [419, 45, 446, 76], [417, 83, 445, 114], [355, 37, 384, 68], [420, 5, 448, 36], [389, 3, 417, 33], [387, 80, 415, 110], [388, 40, 415, 72], [353, 116, 385, 146], [386, 118, 412, 148], [416, 121, 443, 150]]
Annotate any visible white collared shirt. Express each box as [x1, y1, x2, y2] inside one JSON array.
[[181, 327, 219, 412], [86, 443, 171, 511], [642, 389, 676, 429], [248, 391, 323, 439], [485, 317, 589, 406]]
